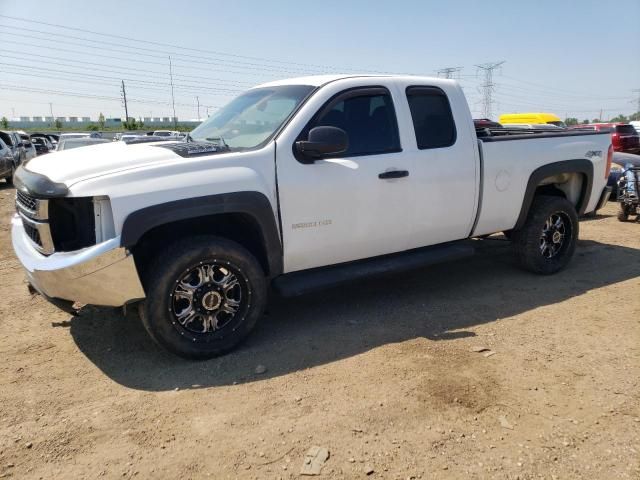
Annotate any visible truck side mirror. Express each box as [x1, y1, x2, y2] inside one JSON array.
[[295, 126, 348, 160]]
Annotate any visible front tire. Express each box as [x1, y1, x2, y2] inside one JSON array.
[[617, 207, 629, 222], [6, 165, 15, 185], [512, 196, 579, 275], [139, 236, 267, 359]]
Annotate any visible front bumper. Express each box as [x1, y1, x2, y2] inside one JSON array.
[[595, 186, 612, 211], [11, 214, 146, 307]]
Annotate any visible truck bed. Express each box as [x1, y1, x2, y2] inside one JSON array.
[[472, 130, 611, 236], [476, 127, 610, 141]]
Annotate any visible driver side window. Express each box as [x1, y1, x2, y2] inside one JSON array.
[[305, 88, 401, 158]]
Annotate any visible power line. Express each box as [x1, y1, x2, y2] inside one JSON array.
[[0, 15, 401, 74], [0, 84, 221, 110], [0, 62, 243, 94], [0, 52, 254, 87], [475, 61, 504, 119]]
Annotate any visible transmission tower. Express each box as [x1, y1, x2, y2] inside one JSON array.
[[437, 67, 462, 79], [476, 61, 505, 119]]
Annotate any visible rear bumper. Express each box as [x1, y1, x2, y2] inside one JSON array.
[[11, 214, 145, 307], [595, 186, 612, 211]]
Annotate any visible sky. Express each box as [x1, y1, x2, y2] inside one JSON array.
[[1, 0, 639, 122]]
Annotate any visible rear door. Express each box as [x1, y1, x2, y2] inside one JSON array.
[[401, 85, 478, 247], [276, 85, 413, 272]]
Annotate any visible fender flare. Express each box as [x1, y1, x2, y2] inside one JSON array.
[[514, 159, 593, 230], [120, 191, 283, 276]]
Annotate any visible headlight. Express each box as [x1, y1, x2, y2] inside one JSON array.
[[48, 196, 115, 251]]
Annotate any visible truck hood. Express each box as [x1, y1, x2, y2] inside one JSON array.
[[24, 141, 226, 186]]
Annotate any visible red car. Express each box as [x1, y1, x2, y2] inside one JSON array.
[[569, 123, 640, 154]]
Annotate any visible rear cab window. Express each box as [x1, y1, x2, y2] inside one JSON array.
[[297, 87, 401, 159], [405, 86, 457, 149]]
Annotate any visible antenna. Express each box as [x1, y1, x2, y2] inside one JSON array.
[[476, 61, 505, 119]]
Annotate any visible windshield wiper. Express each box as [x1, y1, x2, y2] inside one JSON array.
[[205, 136, 229, 149]]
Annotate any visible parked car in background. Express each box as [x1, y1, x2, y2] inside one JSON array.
[[30, 136, 54, 156], [119, 134, 143, 142], [501, 123, 564, 131], [58, 132, 102, 143], [56, 138, 110, 151], [607, 152, 640, 199], [0, 131, 25, 179], [473, 118, 503, 129], [44, 134, 59, 148], [19, 134, 37, 162], [0, 137, 16, 183], [499, 112, 565, 127], [569, 123, 640, 154], [152, 130, 181, 137]]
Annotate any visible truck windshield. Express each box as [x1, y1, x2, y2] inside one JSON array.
[[189, 85, 315, 149]]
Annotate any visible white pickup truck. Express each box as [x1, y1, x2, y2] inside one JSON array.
[[12, 75, 613, 359]]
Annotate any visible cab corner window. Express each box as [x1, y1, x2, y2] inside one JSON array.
[[307, 90, 401, 158], [406, 87, 456, 149]]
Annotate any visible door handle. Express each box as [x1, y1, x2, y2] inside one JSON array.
[[378, 170, 409, 179]]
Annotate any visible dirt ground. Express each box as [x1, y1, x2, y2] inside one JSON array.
[[0, 184, 638, 480]]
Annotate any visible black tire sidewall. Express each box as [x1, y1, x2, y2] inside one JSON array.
[[513, 196, 579, 275], [141, 236, 267, 359]]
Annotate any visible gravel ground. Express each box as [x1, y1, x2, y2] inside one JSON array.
[[0, 184, 638, 480]]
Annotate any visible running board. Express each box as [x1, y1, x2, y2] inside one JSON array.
[[273, 242, 475, 297]]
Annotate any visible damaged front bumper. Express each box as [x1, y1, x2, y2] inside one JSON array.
[[11, 214, 145, 308]]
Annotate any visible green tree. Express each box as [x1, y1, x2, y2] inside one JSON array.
[[123, 118, 138, 130], [630, 112, 640, 121], [582, 119, 590, 124], [609, 114, 628, 123], [0, 116, 8, 129], [87, 124, 99, 131], [591, 118, 601, 123], [565, 117, 579, 126], [98, 112, 105, 130], [54, 119, 63, 130]]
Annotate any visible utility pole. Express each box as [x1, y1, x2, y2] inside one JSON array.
[[169, 56, 177, 129], [120, 80, 129, 124], [476, 61, 505, 119], [437, 67, 462, 79], [196, 96, 200, 120], [633, 89, 640, 113], [49, 102, 54, 127]]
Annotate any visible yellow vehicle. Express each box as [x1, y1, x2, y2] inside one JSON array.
[[498, 112, 564, 127]]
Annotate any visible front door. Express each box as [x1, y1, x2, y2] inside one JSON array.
[[276, 86, 413, 273]]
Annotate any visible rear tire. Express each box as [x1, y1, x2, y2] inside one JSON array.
[[139, 236, 267, 360], [512, 196, 579, 275]]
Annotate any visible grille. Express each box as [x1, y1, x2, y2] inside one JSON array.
[[23, 220, 43, 248], [16, 190, 37, 213]]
